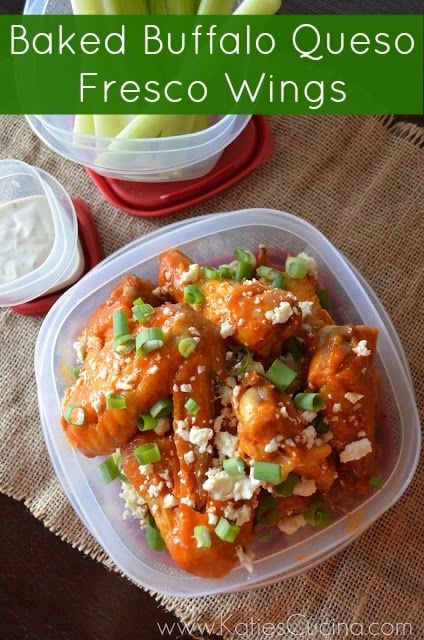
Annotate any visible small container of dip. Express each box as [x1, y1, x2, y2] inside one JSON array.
[[0, 159, 85, 307]]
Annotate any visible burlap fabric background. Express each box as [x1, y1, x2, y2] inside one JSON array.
[[0, 115, 422, 639]]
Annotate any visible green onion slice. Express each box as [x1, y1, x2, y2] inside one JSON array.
[[215, 517, 240, 543], [72, 365, 82, 380], [113, 333, 135, 354], [99, 455, 120, 484], [275, 472, 299, 497], [150, 397, 172, 419], [294, 392, 325, 412], [184, 397, 200, 415], [285, 256, 309, 280], [223, 457, 245, 476], [203, 266, 222, 280], [284, 337, 305, 361], [132, 302, 154, 323], [317, 288, 330, 310], [193, 525, 212, 549], [253, 460, 282, 484], [303, 496, 330, 528], [183, 285, 204, 305], [113, 309, 129, 339], [178, 337, 198, 357], [369, 476, 383, 489], [314, 417, 329, 435], [226, 346, 253, 377], [137, 414, 158, 432], [256, 265, 285, 289], [134, 442, 161, 465], [136, 328, 164, 355], [256, 494, 280, 526], [146, 513, 166, 552], [106, 393, 126, 410], [264, 359, 297, 391], [63, 404, 85, 426]]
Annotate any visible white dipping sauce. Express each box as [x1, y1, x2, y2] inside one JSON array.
[[0, 194, 54, 284]]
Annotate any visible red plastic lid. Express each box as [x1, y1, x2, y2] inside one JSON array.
[[11, 199, 104, 316], [86, 115, 274, 218]]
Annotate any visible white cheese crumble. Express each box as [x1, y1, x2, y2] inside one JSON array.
[[163, 494, 178, 509], [154, 417, 171, 436], [278, 514, 307, 535], [293, 478, 316, 497], [220, 320, 236, 338], [301, 425, 317, 450], [203, 468, 261, 502], [298, 300, 314, 319], [264, 434, 283, 453], [344, 392, 364, 405], [264, 301, 293, 325], [224, 503, 252, 527], [180, 263, 200, 284], [215, 431, 239, 459], [189, 426, 214, 453], [184, 450, 195, 464], [352, 340, 371, 357], [339, 437, 372, 463], [236, 546, 255, 573]]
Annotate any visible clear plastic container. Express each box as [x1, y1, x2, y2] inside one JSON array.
[[35, 209, 421, 597], [0, 160, 84, 307], [23, 0, 251, 182]]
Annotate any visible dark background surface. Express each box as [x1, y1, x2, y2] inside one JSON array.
[[1, 2, 422, 640]]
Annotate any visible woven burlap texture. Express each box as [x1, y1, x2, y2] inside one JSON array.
[[1, 115, 422, 639]]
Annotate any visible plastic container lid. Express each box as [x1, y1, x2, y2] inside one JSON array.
[[35, 209, 421, 597], [0, 160, 84, 307], [87, 116, 274, 217]]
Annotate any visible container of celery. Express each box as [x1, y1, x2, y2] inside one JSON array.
[[24, 0, 281, 182]]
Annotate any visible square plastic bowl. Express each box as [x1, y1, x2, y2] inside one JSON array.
[[35, 209, 420, 597]]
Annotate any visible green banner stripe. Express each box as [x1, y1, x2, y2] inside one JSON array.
[[1, 15, 423, 114]]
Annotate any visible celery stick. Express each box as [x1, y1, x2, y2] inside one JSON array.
[[93, 114, 136, 137], [197, 0, 235, 14], [233, 0, 281, 14], [74, 114, 95, 135], [70, 0, 107, 14], [165, 0, 196, 14], [147, 0, 167, 13], [109, 0, 149, 14]]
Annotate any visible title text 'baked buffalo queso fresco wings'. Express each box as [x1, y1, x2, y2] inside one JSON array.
[[60, 245, 380, 578]]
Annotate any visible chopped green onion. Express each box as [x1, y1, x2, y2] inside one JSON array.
[[132, 302, 154, 323], [113, 309, 129, 339], [72, 365, 82, 379], [193, 525, 212, 549], [294, 392, 325, 412], [256, 494, 280, 526], [106, 393, 126, 409], [63, 404, 85, 426], [215, 517, 240, 543], [216, 265, 235, 279], [183, 284, 204, 305], [233, 248, 255, 281], [184, 397, 200, 415], [226, 346, 253, 377], [303, 496, 330, 528], [223, 457, 245, 476], [264, 359, 297, 391], [113, 333, 135, 354], [178, 337, 198, 357], [370, 475, 383, 489], [314, 417, 329, 435], [317, 289, 330, 310], [137, 414, 158, 432], [256, 265, 285, 289], [150, 397, 172, 419], [275, 472, 299, 497], [99, 455, 120, 484], [253, 460, 282, 484], [136, 327, 164, 355], [203, 266, 222, 280], [284, 336, 305, 361], [146, 513, 166, 552], [234, 248, 256, 266], [134, 442, 161, 465], [285, 256, 309, 280]]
